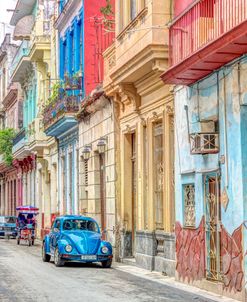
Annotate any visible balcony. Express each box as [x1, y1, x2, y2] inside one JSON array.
[[29, 20, 51, 61], [161, 0, 247, 85], [43, 95, 80, 137], [10, 40, 31, 83]]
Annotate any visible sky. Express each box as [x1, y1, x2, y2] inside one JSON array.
[[0, 0, 17, 43]]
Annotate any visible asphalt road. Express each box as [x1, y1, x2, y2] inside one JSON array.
[[0, 239, 217, 302]]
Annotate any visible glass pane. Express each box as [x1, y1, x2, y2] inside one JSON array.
[[153, 122, 163, 229]]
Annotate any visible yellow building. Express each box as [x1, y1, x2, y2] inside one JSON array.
[[10, 0, 58, 238], [103, 0, 175, 274]]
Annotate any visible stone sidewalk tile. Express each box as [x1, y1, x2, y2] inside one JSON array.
[[114, 264, 239, 302]]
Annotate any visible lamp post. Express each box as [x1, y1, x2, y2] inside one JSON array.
[[82, 144, 91, 161], [97, 137, 108, 154]]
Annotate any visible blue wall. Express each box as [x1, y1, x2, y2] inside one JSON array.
[[59, 9, 84, 82], [175, 56, 247, 234]]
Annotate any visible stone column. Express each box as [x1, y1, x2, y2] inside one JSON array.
[[22, 174, 27, 205], [0, 180, 4, 215], [74, 145, 78, 215]]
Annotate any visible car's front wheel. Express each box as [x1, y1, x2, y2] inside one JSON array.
[[54, 247, 64, 267], [101, 259, 112, 268], [42, 243, 51, 262]]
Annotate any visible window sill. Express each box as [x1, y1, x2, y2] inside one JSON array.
[[116, 7, 148, 41]]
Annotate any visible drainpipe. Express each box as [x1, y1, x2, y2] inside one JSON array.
[[238, 62, 241, 106], [223, 70, 229, 188], [184, 105, 190, 145]]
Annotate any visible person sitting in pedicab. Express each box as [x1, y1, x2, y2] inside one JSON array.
[[27, 214, 35, 229], [18, 214, 26, 229]]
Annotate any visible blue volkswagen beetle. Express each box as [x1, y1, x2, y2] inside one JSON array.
[[42, 215, 113, 268]]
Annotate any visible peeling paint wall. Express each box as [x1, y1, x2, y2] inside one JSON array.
[[175, 55, 247, 298]]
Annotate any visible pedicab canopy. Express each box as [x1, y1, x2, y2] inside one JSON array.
[[16, 206, 39, 214]]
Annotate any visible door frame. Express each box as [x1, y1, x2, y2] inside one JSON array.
[[204, 172, 222, 281]]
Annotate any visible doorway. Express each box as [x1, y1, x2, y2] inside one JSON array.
[[131, 132, 137, 254], [99, 153, 106, 239], [204, 174, 222, 281]]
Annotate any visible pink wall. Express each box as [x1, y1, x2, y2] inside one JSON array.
[[174, 0, 194, 17], [84, 0, 115, 95]]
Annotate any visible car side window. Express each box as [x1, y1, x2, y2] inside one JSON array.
[[53, 219, 60, 231]]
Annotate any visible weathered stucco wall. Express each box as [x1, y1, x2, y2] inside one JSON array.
[[174, 55, 247, 299]]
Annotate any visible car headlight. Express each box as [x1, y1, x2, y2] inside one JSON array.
[[65, 244, 72, 253], [101, 246, 109, 254]]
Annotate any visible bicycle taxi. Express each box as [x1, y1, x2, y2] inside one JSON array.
[[16, 206, 39, 246]]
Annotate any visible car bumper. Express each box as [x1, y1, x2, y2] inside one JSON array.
[[0, 231, 17, 237], [61, 254, 113, 262]]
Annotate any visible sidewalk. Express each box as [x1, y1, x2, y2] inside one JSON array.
[[35, 239, 238, 302], [114, 263, 239, 302]]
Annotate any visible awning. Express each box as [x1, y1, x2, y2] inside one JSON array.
[[10, 0, 36, 26], [13, 15, 34, 40]]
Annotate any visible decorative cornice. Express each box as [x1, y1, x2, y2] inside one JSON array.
[[54, 0, 82, 32]]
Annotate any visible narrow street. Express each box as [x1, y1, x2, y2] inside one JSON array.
[[0, 239, 218, 302]]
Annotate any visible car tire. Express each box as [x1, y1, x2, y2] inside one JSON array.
[[101, 259, 112, 268], [17, 238, 20, 245], [42, 243, 51, 262], [54, 247, 64, 267]]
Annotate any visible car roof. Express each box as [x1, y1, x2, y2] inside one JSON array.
[[57, 215, 97, 223]]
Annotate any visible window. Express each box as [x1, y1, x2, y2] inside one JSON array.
[[63, 219, 98, 233], [153, 121, 164, 229], [70, 31, 74, 74], [53, 219, 60, 230], [130, 0, 137, 20], [183, 184, 195, 227], [64, 41, 68, 74]]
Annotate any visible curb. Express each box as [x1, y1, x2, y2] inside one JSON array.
[[114, 264, 239, 302]]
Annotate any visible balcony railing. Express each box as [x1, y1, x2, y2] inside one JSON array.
[[10, 40, 30, 76], [43, 95, 80, 130], [190, 132, 219, 154], [169, 0, 247, 67]]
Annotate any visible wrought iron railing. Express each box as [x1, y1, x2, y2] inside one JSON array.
[[10, 40, 30, 76], [43, 95, 80, 130], [169, 0, 247, 66], [190, 132, 219, 154], [13, 128, 26, 146]]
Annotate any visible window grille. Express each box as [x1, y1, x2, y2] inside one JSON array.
[[84, 160, 88, 187], [153, 122, 164, 229], [183, 184, 195, 227]]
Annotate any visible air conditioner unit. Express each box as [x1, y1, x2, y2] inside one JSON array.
[[190, 132, 219, 154]]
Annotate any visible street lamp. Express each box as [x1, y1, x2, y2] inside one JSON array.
[[82, 144, 91, 160], [97, 137, 108, 154]]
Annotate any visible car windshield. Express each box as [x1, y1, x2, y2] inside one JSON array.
[[63, 219, 98, 232], [5, 217, 16, 224]]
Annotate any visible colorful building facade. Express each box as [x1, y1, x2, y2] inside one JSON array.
[[0, 33, 19, 216], [10, 0, 56, 237], [161, 0, 247, 300], [104, 0, 175, 273]]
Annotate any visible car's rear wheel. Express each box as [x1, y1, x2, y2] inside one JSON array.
[[101, 259, 112, 268], [42, 243, 51, 262], [54, 247, 64, 267]]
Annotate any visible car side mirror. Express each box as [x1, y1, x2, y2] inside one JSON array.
[[101, 229, 106, 235], [54, 228, 59, 233]]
